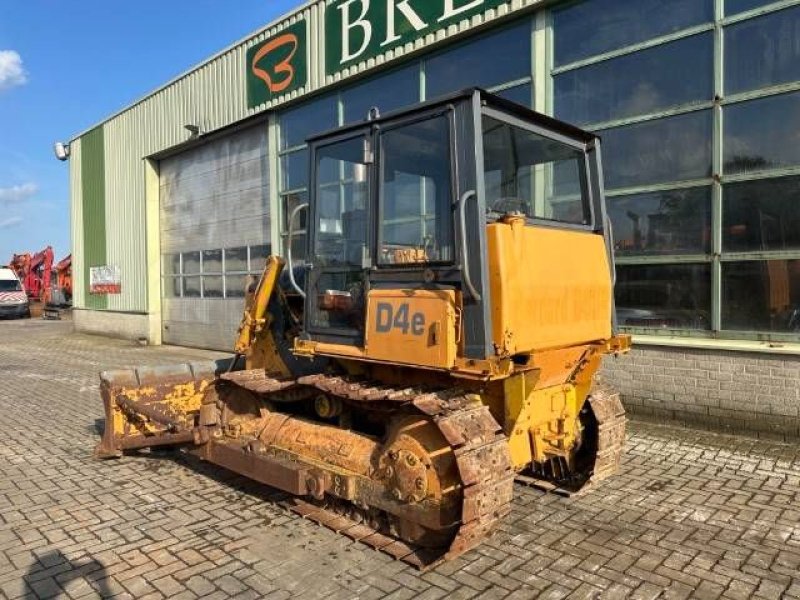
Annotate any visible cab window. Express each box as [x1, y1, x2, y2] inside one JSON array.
[[379, 115, 454, 265], [482, 115, 592, 226]]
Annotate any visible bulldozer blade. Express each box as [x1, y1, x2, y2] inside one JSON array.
[[95, 358, 235, 458]]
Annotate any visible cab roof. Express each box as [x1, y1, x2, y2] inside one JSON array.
[[306, 88, 599, 146]]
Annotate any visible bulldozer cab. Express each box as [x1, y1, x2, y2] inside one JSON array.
[[292, 88, 614, 374]]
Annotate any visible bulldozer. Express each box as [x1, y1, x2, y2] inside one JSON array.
[[95, 89, 630, 569]]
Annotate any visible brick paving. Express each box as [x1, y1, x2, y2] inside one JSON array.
[[0, 318, 799, 599]]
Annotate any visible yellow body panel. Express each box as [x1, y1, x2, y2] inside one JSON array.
[[487, 219, 613, 354], [502, 371, 581, 469], [364, 289, 458, 369]]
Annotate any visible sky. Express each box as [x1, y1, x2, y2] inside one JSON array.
[[0, 0, 301, 262]]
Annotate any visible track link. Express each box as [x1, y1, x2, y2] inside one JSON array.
[[226, 371, 514, 570]]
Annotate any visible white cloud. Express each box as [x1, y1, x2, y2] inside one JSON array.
[[0, 182, 38, 204], [0, 50, 27, 91], [0, 216, 22, 229]]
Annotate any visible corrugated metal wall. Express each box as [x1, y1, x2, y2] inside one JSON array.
[[159, 123, 270, 349], [69, 138, 84, 309], [68, 4, 316, 314]]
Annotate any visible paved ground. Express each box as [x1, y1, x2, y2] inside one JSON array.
[[1, 318, 799, 600]]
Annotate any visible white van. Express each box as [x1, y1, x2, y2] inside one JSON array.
[[0, 267, 30, 318]]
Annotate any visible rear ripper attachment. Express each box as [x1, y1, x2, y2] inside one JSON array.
[[515, 384, 627, 497], [96, 369, 514, 569]]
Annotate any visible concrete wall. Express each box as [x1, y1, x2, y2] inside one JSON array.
[[73, 309, 155, 343], [603, 345, 800, 442]]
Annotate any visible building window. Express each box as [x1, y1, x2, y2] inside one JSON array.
[[724, 5, 800, 95], [599, 111, 713, 190], [616, 264, 712, 330], [723, 177, 800, 253], [277, 98, 338, 260], [554, 33, 713, 126], [722, 260, 800, 333], [553, 0, 800, 341], [425, 21, 532, 100], [552, 0, 713, 68], [161, 243, 269, 300], [608, 187, 712, 256], [341, 65, 419, 125], [725, 0, 773, 15], [724, 91, 800, 175]]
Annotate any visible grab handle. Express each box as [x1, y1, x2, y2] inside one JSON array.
[[286, 203, 309, 298], [457, 190, 481, 303]]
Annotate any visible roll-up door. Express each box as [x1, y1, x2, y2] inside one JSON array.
[[159, 123, 270, 350]]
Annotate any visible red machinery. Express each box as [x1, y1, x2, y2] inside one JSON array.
[[8, 246, 55, 303], [50, 254, 72, 307]]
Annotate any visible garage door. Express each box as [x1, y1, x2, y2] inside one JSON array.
[[159, 123, 271, 350]]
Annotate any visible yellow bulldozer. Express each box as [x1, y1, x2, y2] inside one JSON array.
[[95, 89, 630, 569]]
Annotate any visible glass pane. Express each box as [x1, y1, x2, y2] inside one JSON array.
[[280, 149, 308, 192], [725, 0, 772, 15], [224, 247, 248, 273], [343, 65, 419, 125], [426, 22, 531, 99], [725, 6, 800, 95], [183, 276, 201, 298], [182, 251, 201, 275], [553, 0, 713, 66], [315, 137, 369, 268], [202, 276, 224, 298], [280, 96, 338, 149], [282, 191, 309, 233], [225, 274, 250, 298], [600, 110, 713, 190], [493, 84, 532, 108], [380, 116, 454, 265], [482, 115, 591, 225], [288, 233, 307, 262], [162, 277, 181, 298], [723, 177, 800, 252], [310, 271, 366, 332], [616, 264, 712, 329], [609, 187, 712, 255], [201, 249, 222, 274], [554, 34, 713, 126], [162, 254, 181, 276], [724, 92, 800, 175], [249, 244, 271, 272], [722, 260, 800, 332]]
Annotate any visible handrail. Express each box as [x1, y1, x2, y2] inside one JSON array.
[[457, 190, 481, 303], [286, 203, 309, 298]]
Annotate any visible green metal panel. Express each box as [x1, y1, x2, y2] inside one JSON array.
[[80, 126, 108, 310], [247, 20, 308, 108]]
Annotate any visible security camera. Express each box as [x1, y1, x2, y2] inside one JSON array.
[[54, 142, 70, 161], [184, 124, 204, 138]]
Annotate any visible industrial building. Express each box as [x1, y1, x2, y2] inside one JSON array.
[[66, 0, 800, 439]]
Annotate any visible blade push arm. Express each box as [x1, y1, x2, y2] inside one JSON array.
[[234, 255, 286, 355]]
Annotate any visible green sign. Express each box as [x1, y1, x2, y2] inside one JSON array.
[[325, 0, 507, 74], [247, 21, 308, 108]]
